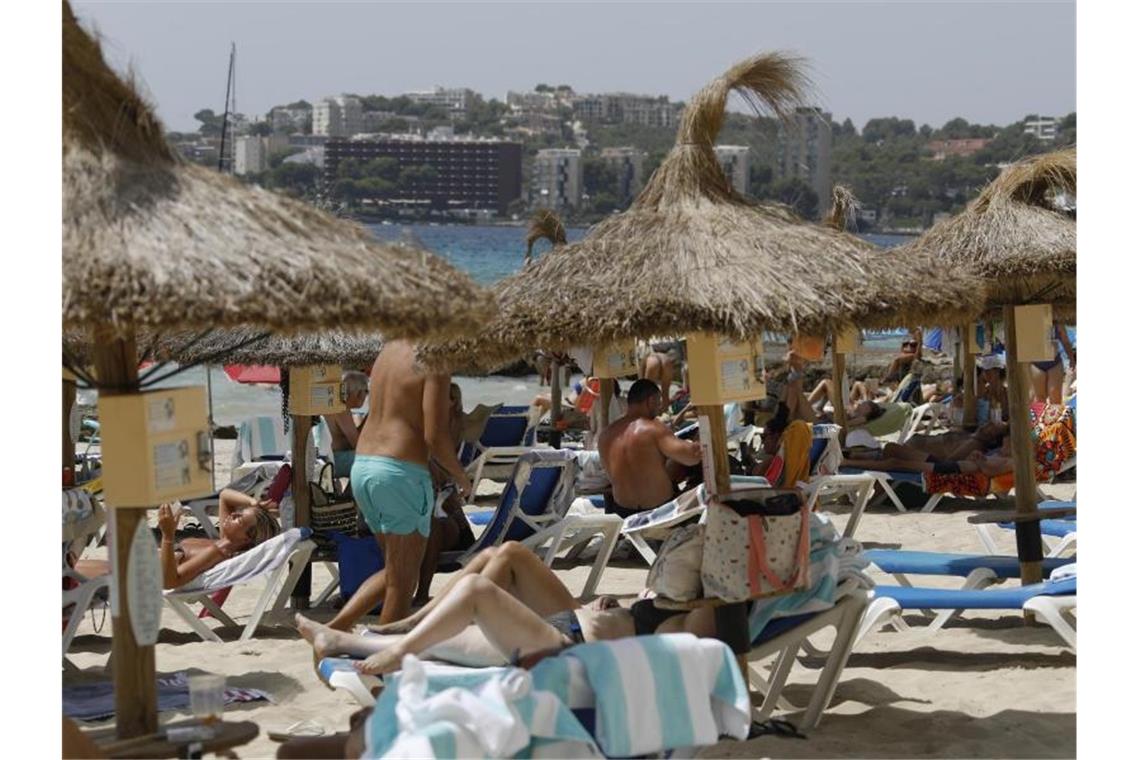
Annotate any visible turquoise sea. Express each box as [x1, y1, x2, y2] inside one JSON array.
[[110, 224, 917, 425]]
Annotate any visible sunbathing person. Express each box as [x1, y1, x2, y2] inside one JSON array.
[[881, 331, 922, 384], [842, 435, 1013, 478], [158, 490, 280, 590], [295, 541, 717, 676], [597, 379, 703, 517], [873, 422, 1009, 464]]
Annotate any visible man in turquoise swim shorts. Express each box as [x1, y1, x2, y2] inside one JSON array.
[[343, 339, 473, 625]]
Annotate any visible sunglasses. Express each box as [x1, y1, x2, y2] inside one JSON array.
[[902, 341, 918, 348]]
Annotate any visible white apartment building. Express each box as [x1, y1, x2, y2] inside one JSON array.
[[714, 145, 751, 196], [404, 87, 475, 115], [1024, 116, 1058, 141], [531, 148, 582, 210], [777, 107, 833, 216], [571, 93, 676, 128], [313, 95, 364, 137], [233, 136, 268, 175], [600, 146, 647, 202]]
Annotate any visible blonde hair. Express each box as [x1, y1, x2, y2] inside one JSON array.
[[251, 509, 281, 546]]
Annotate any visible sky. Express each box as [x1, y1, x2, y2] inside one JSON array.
[[71, 0, 1076, 133]]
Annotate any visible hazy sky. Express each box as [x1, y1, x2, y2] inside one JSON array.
[[72, 1, 1076, 133]]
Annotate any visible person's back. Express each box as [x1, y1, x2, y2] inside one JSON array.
[[357, 340, 429, 465], [598, 379, 701, 515], [349, 339, 474, 624]]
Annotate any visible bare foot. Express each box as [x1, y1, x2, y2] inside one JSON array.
[[355, 647, 404, 676], [295, 614, 345, 661]]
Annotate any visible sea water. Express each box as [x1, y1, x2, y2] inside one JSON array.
[[84, 225, 917, 423]]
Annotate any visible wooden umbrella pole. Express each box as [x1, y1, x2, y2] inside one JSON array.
[[550, 361, 563, 449], [63, 377, 77, 484], [695, 405, 732, 497], [831, 350, 848, 429], [91, 331, 157, 739], [962, 324, 977, 430], [290, 413, 313, 608], [599, 378, 613, 429], [1002, 305, 1043, 586]]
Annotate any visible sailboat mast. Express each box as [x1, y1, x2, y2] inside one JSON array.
[[217, 42, 236, 173]]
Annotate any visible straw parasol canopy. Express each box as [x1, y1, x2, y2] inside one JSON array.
[[147, 328, 384, 369], [824, 185, 862, 234], [899, 148, 1076, 314], [423, 53, 983, 371], [524, 209, 568, 262], [62, 2, 491, 339]]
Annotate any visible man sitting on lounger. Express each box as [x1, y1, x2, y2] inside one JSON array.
[[597, 379, 703, 517]]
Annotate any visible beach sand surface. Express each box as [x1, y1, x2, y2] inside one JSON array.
[[65, 441, 1075, 759]]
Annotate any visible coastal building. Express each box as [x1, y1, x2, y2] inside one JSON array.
[[572, 93, 677, 128], [777, 106, 833, 217], [600, 147, 647, 203], [323, 135, 523, 215], [926, 137, 992, 160], [404, 87, 476, 116], [1024, 116, 1058, 142], [531, 148, 583, 211], [233, 135, 268, 175], [313, 95, 364, 138], [714, 145, 751, 196]]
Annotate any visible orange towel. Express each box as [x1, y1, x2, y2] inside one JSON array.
[[778, 420, 813, 488]]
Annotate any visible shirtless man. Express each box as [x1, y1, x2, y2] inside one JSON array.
[[342, 339, 473, 625], [322, 370, 370, 479], [597, 379, 702, 517]]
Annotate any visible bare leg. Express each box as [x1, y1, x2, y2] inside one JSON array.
[[298, 612, 506, 668], [478, 541, 578, 617], [414, 517, 457, 607], [368, 546, 502, 634], [807, 379, 832, 407], [880, 442, 933, 463], [849, 381, 870, 405], [325, 564, 387, 632], [356, 575, 566, 675], [377, 531, 428, 625]]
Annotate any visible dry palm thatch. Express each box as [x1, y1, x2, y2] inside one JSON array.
[[900, 148, 1076, 312], [62, 1, 491, 339], [524, 209, 568, 262], [824, 185, 861, 233], [146, 328, 384, 369], [422, 53, 982, 371]]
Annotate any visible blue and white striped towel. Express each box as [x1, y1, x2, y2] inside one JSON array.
[[748, 514, 872, 640], [364, 656, 599, 759], [531, 633, 750, 757]]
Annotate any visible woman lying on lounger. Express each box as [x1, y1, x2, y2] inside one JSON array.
[[296, 541, 717, 676], [158, 489, 281, 589]]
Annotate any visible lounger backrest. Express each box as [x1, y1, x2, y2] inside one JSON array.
[[479, 414, 530, 447], [169, 527, 311, 595], [468, 450, 578, 551], [234, 415, 289, 467]]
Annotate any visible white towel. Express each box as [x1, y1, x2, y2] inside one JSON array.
[[167, 528, 306, 595]]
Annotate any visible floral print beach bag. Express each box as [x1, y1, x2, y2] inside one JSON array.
[[700, 488, 811, 603]]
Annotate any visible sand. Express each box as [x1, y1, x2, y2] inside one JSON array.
[[65, 440, 1075, 759]]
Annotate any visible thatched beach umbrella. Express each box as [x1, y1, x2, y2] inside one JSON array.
[[150, 328, 383, 370], [62, 2, 489, 738], [899, 148, 1076, 586], [524, 209, 567, 263]]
